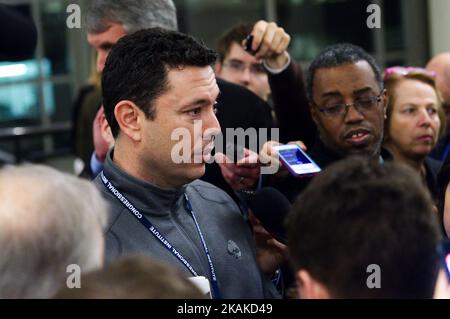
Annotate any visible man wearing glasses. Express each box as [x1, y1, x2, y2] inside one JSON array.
[[307, 43, 387, 163], [215, 21, 290, 103], [266, 43, 389, 201], [215, 21, 316, 146]]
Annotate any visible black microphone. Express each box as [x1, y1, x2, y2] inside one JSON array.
[[245, 187, 291, 244]]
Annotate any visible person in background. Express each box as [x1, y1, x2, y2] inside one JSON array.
[[72, 51, 102, 175], [426, 53, 450, 161], [383, 66, 446, 202], [261, 43, 389, 202], [73, 0, 178, 174], [215, 21, 315, 146], [216, 23, 276, 102]]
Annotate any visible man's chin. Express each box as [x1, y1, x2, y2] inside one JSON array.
[[187, 162, 206, 179], [346, 146, 379, 158], [338, 140, 378, 157]]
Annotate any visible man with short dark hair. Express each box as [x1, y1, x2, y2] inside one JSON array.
[[74, 0, 178, 170], [306, 43, 386, 161], [215, 21, 315, 145], [287, 157, 442, 298], [77, 0, 272, 203], [216, 23, 272, 102], [266, 43, 389, 201], [94, 28, 279, 299]]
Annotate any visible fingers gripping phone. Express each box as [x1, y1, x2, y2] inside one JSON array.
[[273, 144, 321, 177], [244, 34, 255, 55]]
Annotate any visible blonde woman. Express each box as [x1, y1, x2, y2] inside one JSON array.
[[383, 66, 446, 201]]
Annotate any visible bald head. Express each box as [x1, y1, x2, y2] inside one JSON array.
[[426, 53, 450, 107], [0, 165, 107, 298]]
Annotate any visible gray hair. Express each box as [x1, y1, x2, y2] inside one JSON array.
[[85, 0, 178, 34], [0, 165, 108, 298]]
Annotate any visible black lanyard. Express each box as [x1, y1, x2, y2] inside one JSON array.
[[100, 171, 222, 299]]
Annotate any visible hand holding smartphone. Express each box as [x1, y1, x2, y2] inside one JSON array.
[[244, 34, 255, 54], [273, 144, 321, 177]]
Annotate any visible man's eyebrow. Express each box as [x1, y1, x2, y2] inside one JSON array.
[[354, 87, 374, 95], [321, 91, 342, 98], [180, 98, 211, 109]]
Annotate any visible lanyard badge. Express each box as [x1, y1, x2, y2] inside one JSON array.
[[100, 171, 222, 299]]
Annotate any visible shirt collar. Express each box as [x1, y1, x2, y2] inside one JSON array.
[[102, 149, 188, 216]]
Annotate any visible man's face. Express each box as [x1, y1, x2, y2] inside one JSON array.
[[310, 61, 387, 158], [139, 66, 221, 187], [87, 23, 127, 73], [216, 42, 271, 101]]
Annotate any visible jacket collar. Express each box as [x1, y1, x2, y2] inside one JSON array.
[[102, 149, 188, 217]]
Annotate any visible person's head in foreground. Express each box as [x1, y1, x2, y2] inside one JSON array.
[[287, 157, 444, 298], [0, 165, 107, 298], [54, 255, 205, 299]]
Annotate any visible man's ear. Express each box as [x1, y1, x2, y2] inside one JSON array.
[[114, 100, 143, 142], [215, 62, 223, 76], [296, 269, 331, 299]]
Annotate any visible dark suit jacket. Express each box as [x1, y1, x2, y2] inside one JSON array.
[[0, 5, 37, 61], [200, 79, 274, 202], [268, 61, 316, 147], [424, 156, 442, 203]]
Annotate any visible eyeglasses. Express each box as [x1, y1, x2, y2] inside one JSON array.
[[384, 66, 436, 80], [313, 91, 385, 117], [222, 60, 266, 75]]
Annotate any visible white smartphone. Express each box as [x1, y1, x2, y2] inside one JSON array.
[[273, 144, 321, 177]]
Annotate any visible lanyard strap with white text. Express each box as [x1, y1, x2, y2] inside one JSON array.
[[100, 171, 222, 299]]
